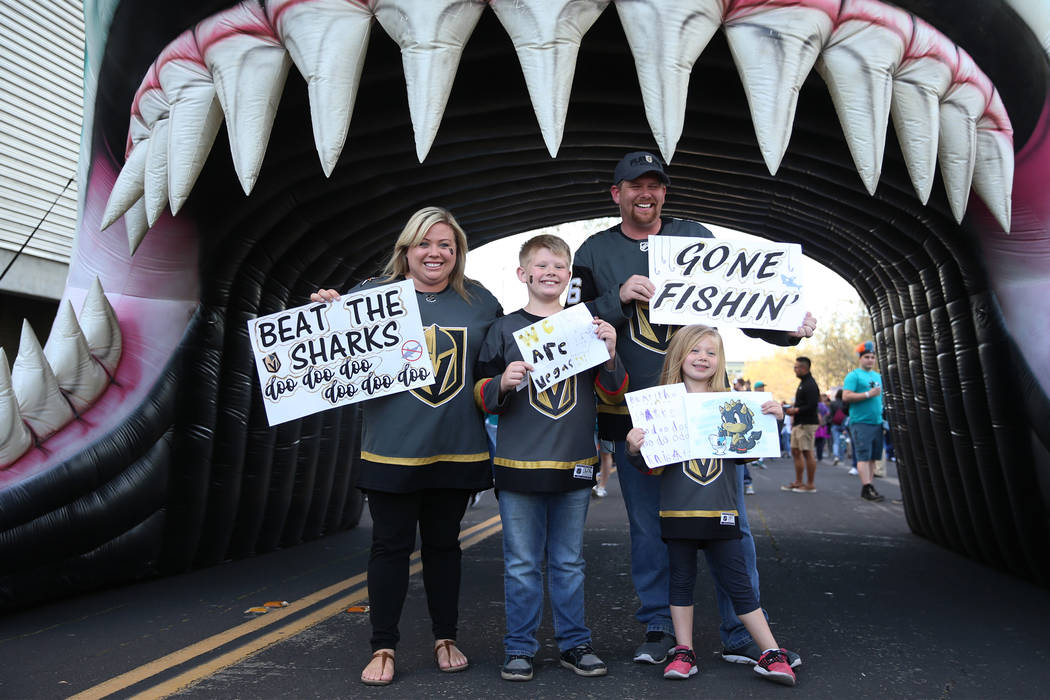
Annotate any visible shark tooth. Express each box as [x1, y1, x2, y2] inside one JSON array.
[[890, 17, 954, 205], [268, 0, 374, 178], [157, 30, 225, 215], [0, 348, 34, 468], [11, 320, 74, 441], [491, 0, 609, 157], [938, 49, 987, 224], [80, 278, 123, 376], [724, 2, 836, 175], [143, 109, 172, 227], [101, 138, 148, 231], [972, 89, 1014, 232], [42, 302, 110, 413], [196, 0, 292, 195], [373, 0, 487, 162], [816, 0, 910, 194], [614, 0, 724, 163], [125, 197, 150, 255]]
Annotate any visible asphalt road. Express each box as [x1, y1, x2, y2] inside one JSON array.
[[2, 456, 1049, 699]]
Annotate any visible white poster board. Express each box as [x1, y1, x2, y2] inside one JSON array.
[[685, 391, 780, 459], [513, 303, 610, 392], [247, 280, 435, 426], [625, 384, 690, 469], [648, 236, 806, 331], [625, 387, 780, 467]]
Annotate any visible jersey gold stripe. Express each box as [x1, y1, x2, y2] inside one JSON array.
[[597, 404, 629, 415], [361, 451, 490, 466], [494, 456, 599, 470], [660, 510, 740, 518]]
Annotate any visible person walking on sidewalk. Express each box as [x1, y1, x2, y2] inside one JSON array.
[[782, 357, 820, 493], [843, 342, 886, 501]]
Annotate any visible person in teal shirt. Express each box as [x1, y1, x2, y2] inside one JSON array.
[[842, 342, 885, 501]]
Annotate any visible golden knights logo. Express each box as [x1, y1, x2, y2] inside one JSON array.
[[682, 458, 722, 486], [411, 325, 466, 407], [529, 376, 578, 420], [629, 301, 676, 353]]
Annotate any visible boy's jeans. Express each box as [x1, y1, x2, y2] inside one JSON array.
[[499, 488, 592, 656], [615, 442, 764, 647]]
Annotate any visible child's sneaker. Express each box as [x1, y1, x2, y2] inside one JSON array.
[[501, 654, 534, 681], [662, 646, 697, 679], [754, 649, 796, 686], [559, 644, 607, 676], [744, 483, 756, 495]]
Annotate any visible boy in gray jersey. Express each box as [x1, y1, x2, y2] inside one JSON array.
[[476, 235, 626, 681]]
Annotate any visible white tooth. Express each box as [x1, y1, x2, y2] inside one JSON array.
[[938, 50, 985, 224], [158, 31, 225, 214], [972, 89, 1014, 233], [374, 0, 487, 162], [80, 278, 124, 376], [491, 0, 609, 157], [11, 320, 74, 441], [144, 115, 172, 227], [614, 0, 723, 164], [889, 18, 953, 204], [724, 3, 834, 175], [126, 198, 150, 255], [42, 301, 110, 413], [0, 348, 34, 468], [268, 0, 374, 177], [101, 139, 148, 230], [815, 0, 909, 195], [197, 1, 292, 195]]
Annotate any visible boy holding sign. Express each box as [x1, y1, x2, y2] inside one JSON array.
[[476, 235, 627, 681]]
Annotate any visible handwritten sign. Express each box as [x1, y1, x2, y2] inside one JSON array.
[[626, 384, 690, 469], [512, 303, 610, 392], [648, 236, 806, 331], [626, 387, 780, 467], [247, 280, 435, 426], [684, 392, 780, 459]]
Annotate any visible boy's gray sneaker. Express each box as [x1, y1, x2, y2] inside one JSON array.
[[501, 655, 534, 681], [722, 641, 802, 668], [633, 631, 677, 663], [560, 644, 607, 676]]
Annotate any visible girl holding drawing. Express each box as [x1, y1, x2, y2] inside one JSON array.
[[625, 325, 796, 686]]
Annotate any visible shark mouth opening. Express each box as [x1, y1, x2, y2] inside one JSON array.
[[2, 0, 1049, 608]]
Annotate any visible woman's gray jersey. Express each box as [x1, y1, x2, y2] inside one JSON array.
[[356, 278, 502, 493]]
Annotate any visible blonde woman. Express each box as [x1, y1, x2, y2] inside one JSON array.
[[313, 207, 502, 685]]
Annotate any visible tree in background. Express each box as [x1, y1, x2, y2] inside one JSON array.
[[743, 301, 872, 401]]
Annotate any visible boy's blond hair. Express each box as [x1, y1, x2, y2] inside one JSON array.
[[518, 234, 572, 268], [659, 325, 728, 391]]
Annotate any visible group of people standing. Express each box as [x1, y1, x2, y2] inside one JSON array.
[[778, 343, 889, 501], [310, 151, 818, 688]]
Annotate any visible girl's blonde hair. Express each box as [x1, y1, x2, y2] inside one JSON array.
[[380, 206, 472, 300], [659, 324, 728, 391]]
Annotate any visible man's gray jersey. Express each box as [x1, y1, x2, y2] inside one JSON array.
[[569, 217, 801, 438]]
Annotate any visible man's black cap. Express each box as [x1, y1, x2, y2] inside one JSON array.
[[613, 151, 670, 186]]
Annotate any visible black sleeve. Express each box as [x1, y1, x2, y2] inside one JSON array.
[[741, 328, 802, 347]]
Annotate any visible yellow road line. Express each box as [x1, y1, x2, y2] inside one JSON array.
[[70, 515, 502, 700]]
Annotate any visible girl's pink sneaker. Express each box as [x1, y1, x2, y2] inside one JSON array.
[[754, 648, 797, 686], [662, 645, 698, 679]]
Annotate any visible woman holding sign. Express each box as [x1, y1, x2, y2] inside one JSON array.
[[312, 207, 502, 686]]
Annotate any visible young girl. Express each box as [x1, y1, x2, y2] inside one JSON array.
[[625, 325, 796, 686]]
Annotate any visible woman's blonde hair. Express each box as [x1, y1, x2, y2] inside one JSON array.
[[659, 324, 728, 391], [380, 206, 472, 300]]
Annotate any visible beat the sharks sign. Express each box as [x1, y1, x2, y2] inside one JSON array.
[[647, 236, 806, 331], [247, 280, 435, 426]]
